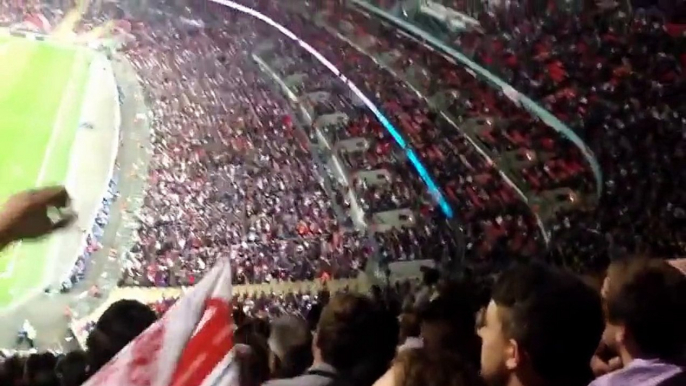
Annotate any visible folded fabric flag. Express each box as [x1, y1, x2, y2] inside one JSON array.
[[84, 259, 237, 386]]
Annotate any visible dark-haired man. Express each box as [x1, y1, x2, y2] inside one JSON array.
[[590, 258, 686, 386], [265, 293, 398, 386], [85, 299, 158, 374], [268, 315, 313, 378], [419, 291, 481, 369], [477, 263, 604, 386]]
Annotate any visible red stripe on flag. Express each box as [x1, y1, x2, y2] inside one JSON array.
[[128, 322, 166, 386], [169, 298, 234, 386]]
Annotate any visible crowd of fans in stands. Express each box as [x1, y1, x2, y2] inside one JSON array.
[[252, 3, 549, 267], [117, 12, 379, 286], [460, 3, 686, 262], [275, 1, 552, 260], [362, 0, 686, 267], [113, 0, 542, 284]]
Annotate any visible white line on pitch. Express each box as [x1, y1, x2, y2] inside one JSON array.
[[0, 50, 85, 279], [2, 50, 102, 316]]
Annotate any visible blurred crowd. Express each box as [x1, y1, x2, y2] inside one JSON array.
[[458, 4, 686, 264], [251, 2, 550, 267], [360, 0, 686, 266], [117, 12, 379, 286], [254, 34, 466, 265], [256, 0, 603, 270], [113, 0, 560, 285]]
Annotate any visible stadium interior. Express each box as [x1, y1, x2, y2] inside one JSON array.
[[0, 0, 684, 385]]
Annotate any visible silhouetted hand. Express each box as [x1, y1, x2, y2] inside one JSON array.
[[0, 186, 76, 249], [591, 354, 622, 377], [668, 259, 686, 275]]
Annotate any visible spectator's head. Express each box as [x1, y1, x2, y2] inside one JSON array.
[[268, 315, 313, 378], [398, 312, 420, 344], [602, 258, 686, 363], [419, 291, 480, 368], [314, 293, 398, 383], [55, 350, 88, 386], [235, 318, 271, 341], [421, 267, 439, 287], [383, 348, 485, 386], [24, 352, 59, 386], [0, 355, 25, 386], [234, 327, 271, 386], [478, 263, 603, 386], [86, 299, 158, 373]]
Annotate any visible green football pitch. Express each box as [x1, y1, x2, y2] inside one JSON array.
[[0, 35, 91, 309]]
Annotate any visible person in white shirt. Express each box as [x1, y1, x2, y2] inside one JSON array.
[[17, 319, 36, 349]]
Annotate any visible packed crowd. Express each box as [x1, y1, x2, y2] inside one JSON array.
[[291, 0, 596, 196], [250, 3, 552, 265], [313, 4, 595, 197], [253, 34, 466, 264], [148, 286, 330, 320], [115, 0, 487, 287], [116, 12, 384, 286], [0, 2, 57, 26], [360, 0, 686, 266], [456, 4, 686, 261]]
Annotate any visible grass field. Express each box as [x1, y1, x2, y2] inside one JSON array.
[[0, 35, 91, 308]]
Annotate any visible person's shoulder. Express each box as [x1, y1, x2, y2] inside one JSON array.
[[588, 360, 686, 386], [263, 377, 295, 386], [263, 378, 294, 386], [656, 368, 686, 386], [263, 373, 332, 386], [587, 371, 612, 386]]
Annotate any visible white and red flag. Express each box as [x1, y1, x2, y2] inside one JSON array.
[[84, 260, 238, 386]]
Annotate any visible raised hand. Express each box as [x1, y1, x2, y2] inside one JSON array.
[[0, 186, 76, 250]]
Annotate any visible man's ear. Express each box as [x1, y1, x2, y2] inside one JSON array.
[[613, 323, 627, 347], [505, 338, 521, 370], [312, 329, 320, 353], [601, 323, 615, 348]]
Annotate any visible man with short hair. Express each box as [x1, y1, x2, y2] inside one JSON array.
[[419, 291, 480, 368], [268, 315, 313, 378], [85, 299, 158, 374], [265, 293, 398, 386], [590, 258, 686, 386], [477, 263, 604, 386]]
